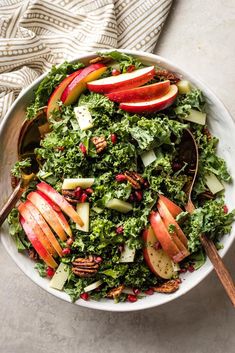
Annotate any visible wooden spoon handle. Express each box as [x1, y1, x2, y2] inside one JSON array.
[[0, 183, 24, 227], [200, 234, 235, 307]]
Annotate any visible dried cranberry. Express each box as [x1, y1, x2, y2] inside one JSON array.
[[85, 188, 93, 195], [110, 133, 117, 144], [115, 174, 126, 182], [127, 65, 136, 73], [133, 288, 140, 295], [79, 143, 87, 155], [80, 292, 89, 301], [179, 268, 187, 273], [46, 267, 55, 277], [80, 193, 88, 203], [62, 248, 71, 256], [223, 205, 228, 214], [95, 256, 103, 263], [153, 241, 162, 250], [172, 162, 182, 171], [112, 69, 121, 76], [135, 190, 143, 202], [116, 226, 124, 234], [75, 187, 83, 199], [145, 288, 154, 295], [127, 294, 138, 303], [188, 265, 195, 273]]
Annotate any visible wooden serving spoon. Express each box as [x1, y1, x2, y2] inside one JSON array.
[[0, 112, 49, 227], [179, 128, 235, 307]]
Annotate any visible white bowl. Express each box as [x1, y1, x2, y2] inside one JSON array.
[[0, 50, 235, 312]]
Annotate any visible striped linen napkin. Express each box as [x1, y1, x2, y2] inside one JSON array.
[[0, 0, 172, 120]]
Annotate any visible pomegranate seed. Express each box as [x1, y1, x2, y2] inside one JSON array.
[[127, 65, 136, 73], [62, 248, 71, 256], [85, 188, 93, 195], [46, 267, 55, 277], [133, 288, 140, 295], [95, 256, 103, 263], [115, 174, 126, 182], [66, 237, 74, 247], [80, 193, 88, 203], [145, 288, 154, 295], [75, 187, 83, 199], [110, 133, 117, 144], [127, 294, 138, 303], [223, 205, 228, 214], [116, 226, 124, 234], [153, 241, 162, 250], [135, 190, 143, 202], [129, 193, 135, 202], [112, 69, 121, 76], [179, 268, 187, 273], [188, 265, 195, 273], [80, 292, 89, 301], [172, 162, 182, 171], [143, 180, 149, 188], [79, 143, 87, 155]]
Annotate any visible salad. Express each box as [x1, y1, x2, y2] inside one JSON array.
[[8, 51, 234, 303]]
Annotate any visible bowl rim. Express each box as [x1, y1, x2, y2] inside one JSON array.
[[1, 49, 235, 312]]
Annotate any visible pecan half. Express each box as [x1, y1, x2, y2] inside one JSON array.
[[124, 171, 145, 190], [92, 136, 107, 154], [153, 279, 180, 294], [11, 173, 19, 189], [155, 69, 180, 84], [28, 248, 39, 261], [89, 56, 112, 64], [107, 284, 125, 298], [62, 190, 80, 204], [72, 255, 99, 278]]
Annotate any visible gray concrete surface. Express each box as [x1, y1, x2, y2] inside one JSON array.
[[0, 1, 235, 352]]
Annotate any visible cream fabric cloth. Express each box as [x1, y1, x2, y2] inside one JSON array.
[[0, 0, 172, 120]]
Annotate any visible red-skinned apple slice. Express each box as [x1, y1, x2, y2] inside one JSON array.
[[18, 202, 56, 257], [158, 195, 183, 219], [24, 200, 63, 257], [119, 84, 178, 113], [157, 199, 188, 248], [47, 69, 83, 118], [87, 66, 155, 94], [61, 63, 107, 105], [143, 227, 175, 279], [106, 80, 170, 103], [20, 216, 57, 268], [27, 191, 67, 241], [149, 211, 185, 263], [36, 182, 84, 227], [37, 190, 72, 237]]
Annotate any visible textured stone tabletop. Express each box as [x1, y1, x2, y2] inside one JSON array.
[[0, 1, 234, 352]]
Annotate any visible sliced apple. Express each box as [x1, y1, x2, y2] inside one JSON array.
[[158, 195, 183, 219], [37, 190, 72, 237], [87, 66, 155, 94], [36, 182, 84, 227], [143, 227, 175, 279], [157, 199, 188, 248], [27, 191, 67, 241], [20, 216, 58, 268], [106, 80, 170, 103], [149, 211, 184, 263], [61, 63, 107, 105], [119, 84, 178, 113], [24, 200, 63, 257], [76, 203, 89, 232], [18, 202, 57, 257], [47, 69, 83, 118]]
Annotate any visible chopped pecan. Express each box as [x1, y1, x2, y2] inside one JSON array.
[[155, 69, 180, 84], [92, 136, 107, 154], [107, 284, 125, 299], [62, 189, 80, 204], [11, 173, 19, 189], [124, 171, 145, 189], [199, 190, 214, 200], [203, 127, 212, 140], [153, 279, 180, 294], [28, 248, 39, 261], [72, 255, 99, 278], [89, 56, 112, 64]]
